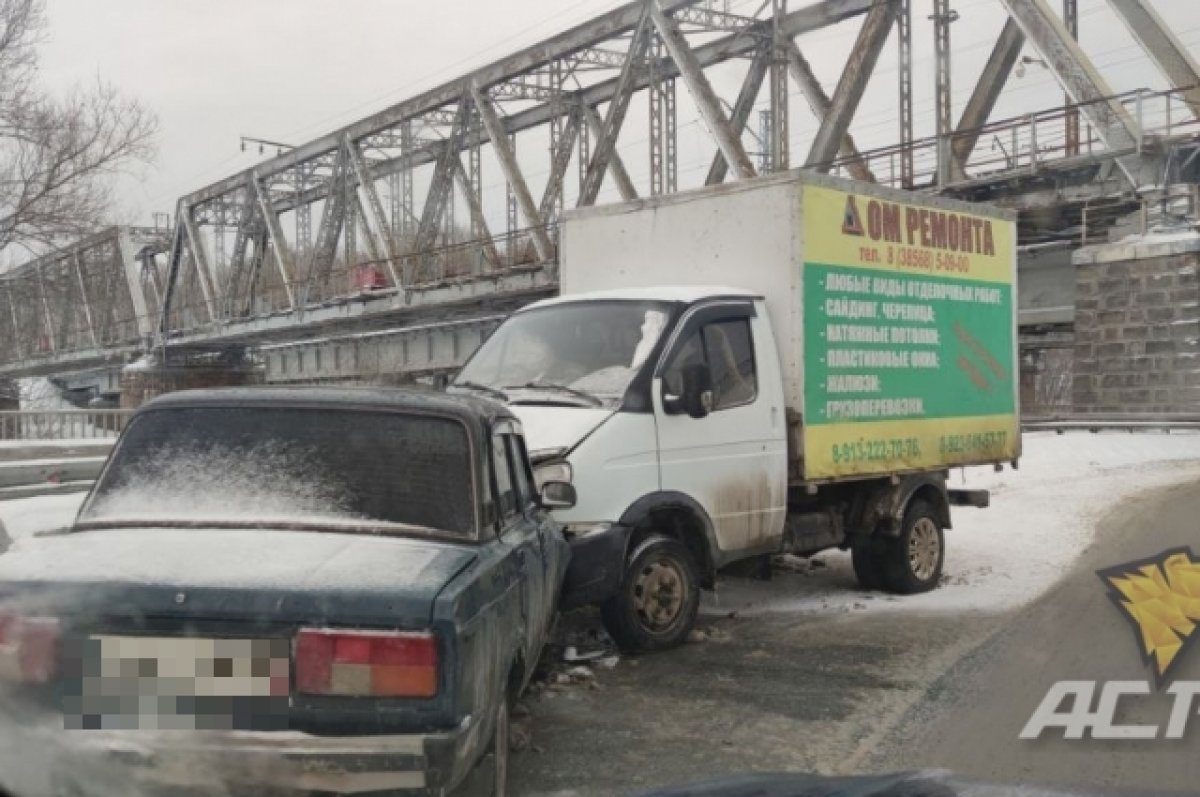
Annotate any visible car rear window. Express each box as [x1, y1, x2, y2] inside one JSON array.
[[79, 407, 476, 537]]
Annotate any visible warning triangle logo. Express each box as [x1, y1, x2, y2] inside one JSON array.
[[842, 195, 865, 236]]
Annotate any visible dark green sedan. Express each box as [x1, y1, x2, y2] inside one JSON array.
[[0, 387, 572, 797]]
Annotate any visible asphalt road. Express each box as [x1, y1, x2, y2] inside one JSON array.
[[868, 478, 1200, 792], [511, 479, 1200, 796]]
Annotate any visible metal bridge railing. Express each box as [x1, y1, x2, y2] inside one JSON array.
[[158, 225, 556, 344], [827, 85, 1200, 190], [0, 410, 133, 441]]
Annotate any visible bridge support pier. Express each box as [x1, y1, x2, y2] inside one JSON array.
[[1072, 233, 1200, 414], [0, 379, 17, 439], [119, 353, 263, 409]]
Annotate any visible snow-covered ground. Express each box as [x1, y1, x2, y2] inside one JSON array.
[[0, 493, 85, 542], [0, 439, 113, 450], [1, 432, 1199, 618], [704, 430, 1200, 616]]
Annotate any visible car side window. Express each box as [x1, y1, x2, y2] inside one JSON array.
[[491, 434, 518, 522], [703, 319, 757, 410], [505, 435, 537, 510]]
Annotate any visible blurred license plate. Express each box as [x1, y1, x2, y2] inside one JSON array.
[[63, 635, 290, 730]]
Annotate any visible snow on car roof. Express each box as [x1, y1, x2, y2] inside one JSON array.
[[139, 385, 514, 425], [524, 285, 759, 311]]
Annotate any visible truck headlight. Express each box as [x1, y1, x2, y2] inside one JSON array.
[[533, 460, 572, 490]]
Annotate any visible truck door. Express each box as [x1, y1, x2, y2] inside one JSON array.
[[653, 300, 788, 559]]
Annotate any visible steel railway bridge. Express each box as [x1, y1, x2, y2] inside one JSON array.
[[1, 0, 1198, 401]]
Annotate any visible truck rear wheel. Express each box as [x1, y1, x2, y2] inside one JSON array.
[[880, 500, 944, 594], [601, 534, 700, 653]]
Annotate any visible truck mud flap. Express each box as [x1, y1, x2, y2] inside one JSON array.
[[948, 488, 990, 508]]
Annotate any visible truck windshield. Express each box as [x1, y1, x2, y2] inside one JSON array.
[[77, 407, 477, 537], [456, 300, 673, 407]]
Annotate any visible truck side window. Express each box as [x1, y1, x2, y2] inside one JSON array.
[[662, 331, 704, 398], [491, 434, 518, 521], [703, 319, 757, 409], [504, 434, 537, 510]]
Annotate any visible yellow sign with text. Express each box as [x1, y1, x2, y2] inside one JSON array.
[[802, 185, 1019, 479]]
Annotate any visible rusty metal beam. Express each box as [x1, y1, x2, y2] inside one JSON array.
[[996, 0, 1141, 176], [950, 18, 1025, 178], [706, 46, 770, 185], [652, 1, 756, 180], [785, 40, 874, 182], [805, 0, 899, 171], [1104, 0, 1200, 118]]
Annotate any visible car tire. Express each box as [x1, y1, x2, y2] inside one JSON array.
[[601, 534, 701, 653], [850, 537, 884, 590], [880, 500, 945, 594]]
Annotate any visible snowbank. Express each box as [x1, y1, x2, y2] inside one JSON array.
[[703, 431, 1200, 617], [0, 493, 85, 542]]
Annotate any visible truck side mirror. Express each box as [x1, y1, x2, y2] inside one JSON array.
[[540, 481, 577, 510], [668, 362, 713, 419]]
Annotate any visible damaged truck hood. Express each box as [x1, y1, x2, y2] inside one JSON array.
[[508, 405, 614, 459]]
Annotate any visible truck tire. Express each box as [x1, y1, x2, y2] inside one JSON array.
[[601, 534, 700, 653], [850, 538, 884, 590], [880, 500, 944, 594]]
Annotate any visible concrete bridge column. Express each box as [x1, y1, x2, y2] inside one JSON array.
[[1072, 233, 1200, 413], [0, 379, 17, 440], [119, 353, 263, 409], [0, 379, 16, 412]]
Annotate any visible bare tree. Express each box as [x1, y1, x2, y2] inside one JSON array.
[[0, 0, 156, 256]]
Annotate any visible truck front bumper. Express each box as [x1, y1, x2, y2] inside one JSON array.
[[4, 719, 472, 796], [560, 522, 630, 609]]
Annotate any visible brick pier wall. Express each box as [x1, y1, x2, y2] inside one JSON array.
[[1073, 236, 1200, 413]]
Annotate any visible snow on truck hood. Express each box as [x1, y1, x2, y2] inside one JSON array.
[[509, 405, 614, 459]]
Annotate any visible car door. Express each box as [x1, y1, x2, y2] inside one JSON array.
[[653, 301, 788, 559], [504, 431, 567, 633], [490, 426, 549, 663]]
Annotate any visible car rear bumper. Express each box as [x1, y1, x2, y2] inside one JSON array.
[[5, 720, 472, 796]]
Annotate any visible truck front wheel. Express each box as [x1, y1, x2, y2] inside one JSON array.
[[880, 500, 944, 594], [601, 534, 700, 653]]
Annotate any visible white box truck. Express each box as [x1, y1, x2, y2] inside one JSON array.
[[453, 171, 1019, 651]]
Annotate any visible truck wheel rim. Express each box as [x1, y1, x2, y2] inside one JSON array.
[[909, 518, 940, 581], [633, 558, 685, 631]]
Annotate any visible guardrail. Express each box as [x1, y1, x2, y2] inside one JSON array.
[[1021, 414, 1200, 433], [0, 409, 132, 441]]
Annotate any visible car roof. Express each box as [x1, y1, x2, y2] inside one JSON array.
[[523, 285, 759, 311], [138, 385, 514, 426]]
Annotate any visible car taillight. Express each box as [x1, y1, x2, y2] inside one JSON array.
[[0, 614, 60, 685], [294, 629, 438, 698]]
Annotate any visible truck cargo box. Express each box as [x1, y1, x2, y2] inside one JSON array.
[[559, 171, 1020, 482]]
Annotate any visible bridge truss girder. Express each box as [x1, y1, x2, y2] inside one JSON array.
[[0, 0, 1197, 380]]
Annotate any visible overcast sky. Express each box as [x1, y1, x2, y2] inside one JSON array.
[[34, 0, 1200, 226]]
